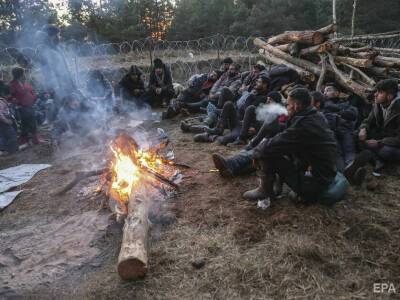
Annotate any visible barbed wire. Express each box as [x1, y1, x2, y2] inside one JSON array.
[[1, 33, 399, 84]]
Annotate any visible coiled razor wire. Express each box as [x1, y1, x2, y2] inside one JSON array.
[[1, 33, 399, 84]]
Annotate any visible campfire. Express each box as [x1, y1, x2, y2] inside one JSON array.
[[55, 130, 183, 280], [107, 133, 178, 214]]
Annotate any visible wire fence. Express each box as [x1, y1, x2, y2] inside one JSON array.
[[1, 33, 399, 84], [0, 35, 261, 84]]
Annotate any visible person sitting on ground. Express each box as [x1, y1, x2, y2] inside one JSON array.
[[8, 67, 42, 146], [192, 75, 270, 144], [324, 83, 358, 171], [86, 70, 113, 108], [211, 92, 286, 178], [344, 79, 400, 185], [0, 98, 18, 155], [182, 63, 242, 113], [238, 63, 266, 96], [229, 91, 285, 147], [244, 88, 348, 205], [220, 57, 233, 73], [116, 65, 147, 107], [0, 70, 10, 98], [163, 70, 223, 119], [148, 58, 175, 108]]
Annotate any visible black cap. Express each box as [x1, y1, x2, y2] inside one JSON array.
[[223, 57, 233, 64], [153, 58, 164, 68]]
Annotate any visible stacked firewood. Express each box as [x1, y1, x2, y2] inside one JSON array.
[[254, 24, 400, 101]]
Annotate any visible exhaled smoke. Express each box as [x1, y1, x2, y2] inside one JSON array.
[[256, 103, 288, 124]]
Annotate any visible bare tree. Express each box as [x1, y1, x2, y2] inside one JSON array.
[[351, 0, 358, 38], [332, 0, 337, 38]]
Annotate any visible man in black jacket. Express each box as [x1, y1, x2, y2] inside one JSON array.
[[345, 79, 400, 184], [148, 58, 175, 107], [116, 65, 147, 106], [244, 88, 338, 203]]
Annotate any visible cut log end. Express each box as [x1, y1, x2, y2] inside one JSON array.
[[118, 258, 148, 280]]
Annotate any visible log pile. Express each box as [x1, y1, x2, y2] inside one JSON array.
[[254, 25, 400, 101]]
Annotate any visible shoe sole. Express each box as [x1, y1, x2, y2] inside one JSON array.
[[212, 154, 233, 178]]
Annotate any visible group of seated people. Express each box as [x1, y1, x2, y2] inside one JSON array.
[[0, 57, 176, 154], [1, 55, 399, 206], [173, 57, 400, 204]]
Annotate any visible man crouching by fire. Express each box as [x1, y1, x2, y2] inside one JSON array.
[[243, 88, 349, 207]]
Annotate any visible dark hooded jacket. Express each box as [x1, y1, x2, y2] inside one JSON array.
[[117, 66, 146, 98], [325, 97, 358, 131], [360, 96, 400, 148], [148, 63, 173, 92], [254, 107, 337, 185]]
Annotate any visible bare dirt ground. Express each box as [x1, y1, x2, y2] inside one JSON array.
[[0, 114, 399, 299]]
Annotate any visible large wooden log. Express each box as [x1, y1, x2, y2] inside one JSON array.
[[266, 30, 325, 46], [259, 49, 315, 82], [327, 53, 371, 101], [299, 42, 333, 57], [255, 38, 322, 76], [341, 63, 376, 86], [317, 24, 337, 35], [117, 193, 150, 280], [374, 56, 400, 68], [334, 56, 373, 68], [332, 32, 400, 42]]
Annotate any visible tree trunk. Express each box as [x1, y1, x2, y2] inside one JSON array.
[[266, 30, 325, 46], [117, 194, 150, 280], [254, 38, 322, 76], [332, 0, 337, 38], [258, 49, 315, 82], [299, 42, 333, 57], [317, 24, 337, 35], [334, 56, 373, 68], [327, 53, 371, 101], [351, 0, 358, 38]]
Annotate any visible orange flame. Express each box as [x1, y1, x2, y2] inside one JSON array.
[[108, 133, 176, 204]]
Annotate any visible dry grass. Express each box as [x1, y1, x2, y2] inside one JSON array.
[[2, 116, 399, 300]]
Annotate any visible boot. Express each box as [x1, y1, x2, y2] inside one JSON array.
[[193, 132, 217, 143], [32, 133, 43, 145], [344, 150, 372, 185], [243, 174, 270, 201], [162, 106, 179, 119], [227, 137, 247, 147], [189, 125, 210, 134], [205, 121, 224, 135], [212, 153, 234, 177], [180, 121, 191, 132]]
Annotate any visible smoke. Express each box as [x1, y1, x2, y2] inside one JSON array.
[[256, 103, 288, 124], [9, 5, 158, 161]]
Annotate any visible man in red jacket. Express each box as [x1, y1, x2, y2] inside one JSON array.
[[8, 67, 41, 145]]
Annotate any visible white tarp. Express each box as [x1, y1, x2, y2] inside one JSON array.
[[0, 164, 51, 210], [0, 191, 23, 210]]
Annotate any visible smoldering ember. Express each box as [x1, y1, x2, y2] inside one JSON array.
[[0, 1, 399, 299]]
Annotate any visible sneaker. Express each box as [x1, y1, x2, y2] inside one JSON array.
[[344, 150, 373, 183]]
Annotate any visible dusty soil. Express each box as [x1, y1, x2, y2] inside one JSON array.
[[0, 113, 399, 299]]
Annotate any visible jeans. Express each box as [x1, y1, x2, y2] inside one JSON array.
[[18, 106, 37, 138], [226, 149, 255, 175], [0, 123, 18, 153], [336, 127, 356, 171]]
